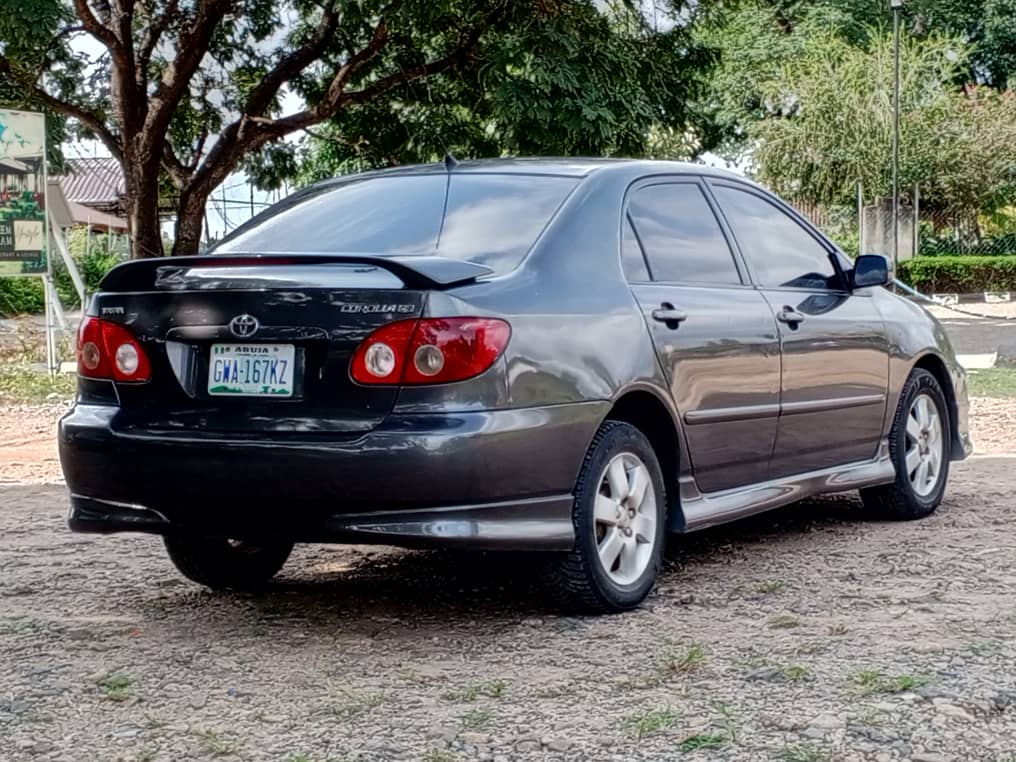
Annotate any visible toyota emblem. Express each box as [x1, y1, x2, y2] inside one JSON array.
[[229, 314, 260, 338]]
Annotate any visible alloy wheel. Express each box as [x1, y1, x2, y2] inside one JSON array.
[[593, 452, 658, 585], [905, 392, 944, 498]]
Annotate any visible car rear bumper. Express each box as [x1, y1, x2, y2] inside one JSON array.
[[59, 402, 608, 550]]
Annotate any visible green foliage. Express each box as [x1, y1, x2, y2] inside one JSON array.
[[698, 0, 1016, 149], [968, 368, 1016, 398], [750, 29, 1016, 217], [679, 732, 729, 752], [697, 0, 1016, 219], [297, 2, 719, 181], [624, 706, 679, 739], [848, 669, 931, 696], [0, 363, 75, 403], [898, 255, 1016, 293], [0, 226, 122, 315], [0, 277, 45, 316]]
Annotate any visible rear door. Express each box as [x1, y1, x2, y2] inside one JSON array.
[[625, 179, 781, 493], [708, 181, 890, 477]]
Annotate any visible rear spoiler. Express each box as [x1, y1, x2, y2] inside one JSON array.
[[99, 253, 495, 292]]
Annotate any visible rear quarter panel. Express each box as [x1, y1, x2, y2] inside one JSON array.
[[405, 169, 686, 468]]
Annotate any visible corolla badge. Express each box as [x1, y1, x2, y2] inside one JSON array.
[[229, 314, 260, 338]]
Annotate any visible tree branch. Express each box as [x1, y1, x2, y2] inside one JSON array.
[[177, 3, 498, 242], [243, 0, 341, 117], [71, 0, 121, 50], [162, 143, 189, 188], [0, 55, 123, 162], [144, 0, 233, 161], [137, 0, 180, 87]]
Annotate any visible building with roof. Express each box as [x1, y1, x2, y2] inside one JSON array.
[[53, 157, 128, 232]]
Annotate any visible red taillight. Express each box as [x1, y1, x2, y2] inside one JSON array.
[[77, 317, 152, 382], [351, 318, 511, 385]]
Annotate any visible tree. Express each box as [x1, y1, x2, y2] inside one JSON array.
[[294, 3, 719, 179], [696, 0, 1016, 155], [1, 0, 721, 259], [750, 30, 1016, 220]]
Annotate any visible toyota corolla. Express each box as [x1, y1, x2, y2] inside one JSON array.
[[59, 159, 972, 613]]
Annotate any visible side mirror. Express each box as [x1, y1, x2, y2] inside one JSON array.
[[852, 254, 892, 289]]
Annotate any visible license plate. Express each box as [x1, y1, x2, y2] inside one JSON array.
[[208, 344, 295, 397]]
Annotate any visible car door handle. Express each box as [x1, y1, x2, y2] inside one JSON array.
[[652, 305, 688, 328], [776, 306, 806, 325]]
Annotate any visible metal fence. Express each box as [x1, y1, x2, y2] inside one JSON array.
[[790, 184, 1016, 260]]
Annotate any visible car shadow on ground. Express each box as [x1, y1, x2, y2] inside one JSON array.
[[153, 491, 870, 625], [0, 484, 874, 629]]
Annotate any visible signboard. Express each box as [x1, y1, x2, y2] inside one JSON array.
[[0, 109, 47, 275]]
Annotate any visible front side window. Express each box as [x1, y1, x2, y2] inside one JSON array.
[[215, 173, 579, 275], [711, 184, 842, 290], [626, 183, 741, 285]]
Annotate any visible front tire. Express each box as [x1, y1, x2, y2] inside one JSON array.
[[164, 535, 294, 591], [544, 421, 667, 614], [860, 368, 951, 520]]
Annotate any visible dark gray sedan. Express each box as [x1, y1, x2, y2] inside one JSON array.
[[59, 158, 971, 613]]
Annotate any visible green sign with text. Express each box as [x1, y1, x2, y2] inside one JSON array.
[[0, 109, 47, 275]]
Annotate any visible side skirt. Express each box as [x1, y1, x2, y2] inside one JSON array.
[[672, 440, 895, 533]]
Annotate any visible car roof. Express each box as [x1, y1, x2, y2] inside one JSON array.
[[319, 157, 746, 181]]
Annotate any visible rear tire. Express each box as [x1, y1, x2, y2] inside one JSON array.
[[164, 535, 293, 591], [544, 421, 666, 614], [860, 368, 950, 520]]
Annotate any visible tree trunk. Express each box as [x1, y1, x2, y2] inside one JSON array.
[[125, 161, 165, 259], [172, 187, 208, 257]]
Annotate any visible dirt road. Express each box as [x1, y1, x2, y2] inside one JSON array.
[[2, 404, 1016, 762]]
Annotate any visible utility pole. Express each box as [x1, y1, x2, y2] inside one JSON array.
[[891, 0, 904, 281]]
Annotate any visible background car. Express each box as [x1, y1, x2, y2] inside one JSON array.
[[59, 158, 971, 613]]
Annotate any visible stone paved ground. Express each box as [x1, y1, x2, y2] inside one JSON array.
[[1, 402, 1016, 762]]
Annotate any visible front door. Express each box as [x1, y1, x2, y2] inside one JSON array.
[[625, 180, 782, 493], [708, 181, 890, 477]]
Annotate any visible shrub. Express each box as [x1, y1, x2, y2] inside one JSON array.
[[0, 277, 45, 316], [0, 247, 123, 315], [898, 255, 1016, 293]]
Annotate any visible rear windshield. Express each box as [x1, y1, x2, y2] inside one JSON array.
[[214, 173, 579, 275]]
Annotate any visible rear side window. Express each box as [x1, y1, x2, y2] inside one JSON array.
[[215, 173, 579, 275], [627, 183, 741, 285], [711, 184, 842, 290]]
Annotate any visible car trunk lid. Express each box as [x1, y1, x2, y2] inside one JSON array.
[[89, 254, 491, 436]]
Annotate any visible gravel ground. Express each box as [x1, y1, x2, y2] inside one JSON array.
[[2, 402, 1016, 762]]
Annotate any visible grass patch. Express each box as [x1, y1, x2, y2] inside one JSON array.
[[423, 751, 457, 762], [320, 690, 385, 719], [782, 665, 810, 682], [680, 732, 729, 752], [767, 614, 800, 630], [196, 730, 239, 757], [625, 706, 678, 739], [663, 642, 707, 674], [0, 363, 75, 403], [461, 707, 493, 729], [99, 673, 133, 702], [778, 743, 829, 762], [442, 679, 508, 702], [849, 669, 931, 696], [968, 367, 1016, 398]]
